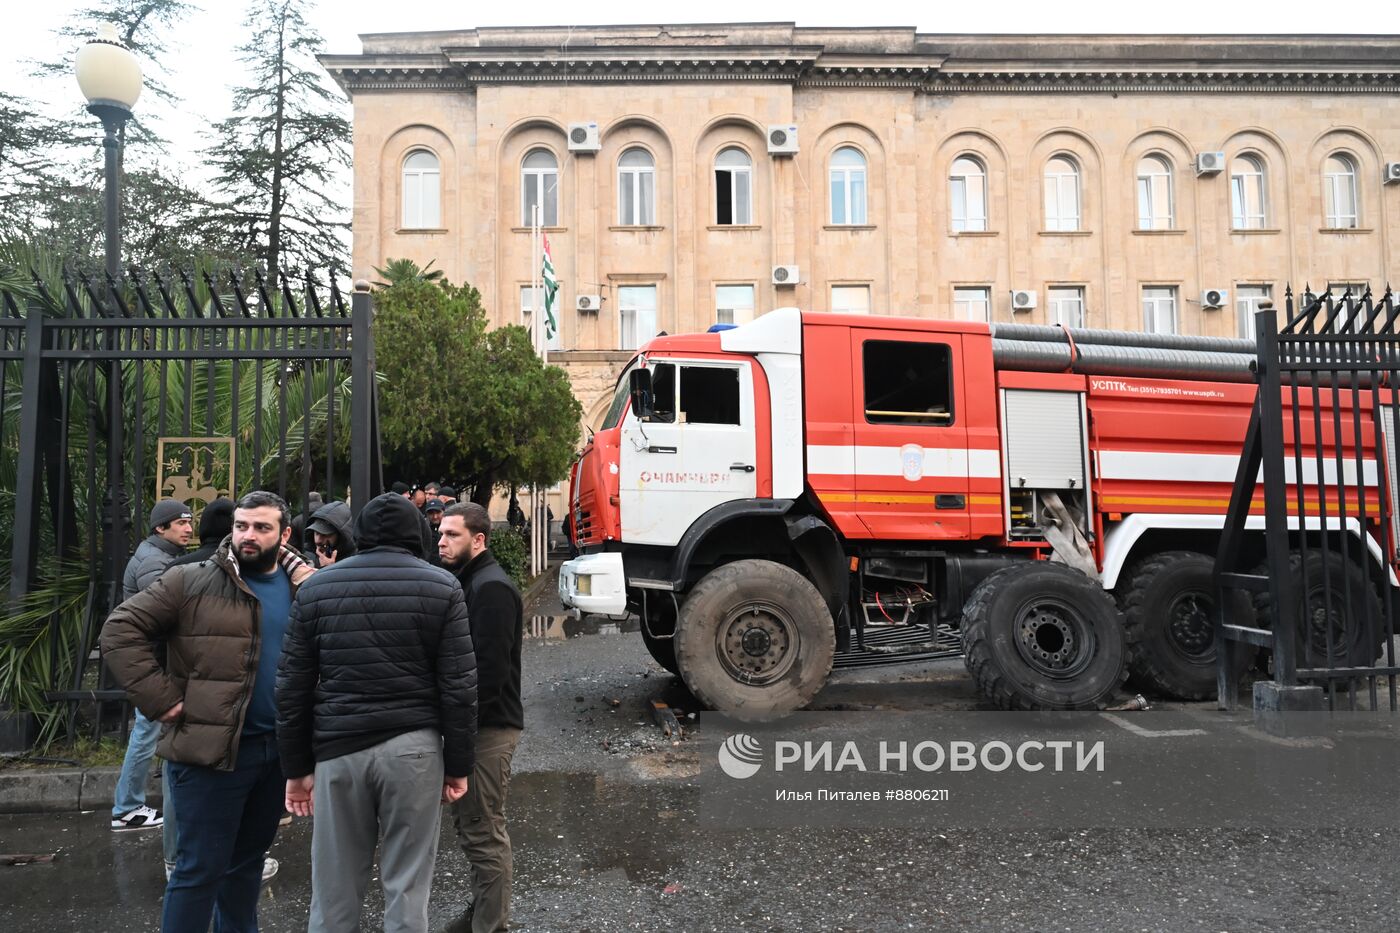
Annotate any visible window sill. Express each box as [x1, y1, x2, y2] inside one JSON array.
[[1131, 228, 1187, 236], [608, 225, 666, 232], [706, 224, 761, 231], [823, 224, 876, 231], [1319, 227, 1372, 234], [395, 228, 447, 235], [950, 230, 999, 237], [1039, 230, 1093, 237], [511, 226, 567, 233], [1229, 227, 1281, 235]]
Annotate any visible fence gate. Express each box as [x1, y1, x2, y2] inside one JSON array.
[[1215, 286, 1399, 713], [2, 268, 381, 743]]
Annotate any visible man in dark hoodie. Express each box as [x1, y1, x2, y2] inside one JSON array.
[[305, 500, 357, 568], [437, 502, 523, 933], [276, 493, 478, 933]]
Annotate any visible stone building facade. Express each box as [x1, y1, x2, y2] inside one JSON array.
[[322, 24, 1400, 444]]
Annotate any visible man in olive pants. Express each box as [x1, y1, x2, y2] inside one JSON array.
[[439, 503, 524, 933]]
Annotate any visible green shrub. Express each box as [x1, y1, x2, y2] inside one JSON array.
[[489, 527, 528, 589]]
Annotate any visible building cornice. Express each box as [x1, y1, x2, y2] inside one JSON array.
[[927, 69, 1400, 94], [320, 29, 1400, 97]]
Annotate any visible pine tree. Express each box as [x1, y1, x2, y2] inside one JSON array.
[[205, 0, 350, 276]]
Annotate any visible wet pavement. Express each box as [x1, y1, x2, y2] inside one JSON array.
[[2, 605, 1397, 931]]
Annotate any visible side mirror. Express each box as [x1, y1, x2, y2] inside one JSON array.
[[629, 369, 654, 421]]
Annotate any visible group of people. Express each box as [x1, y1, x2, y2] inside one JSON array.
[[101, 487, 524, 933]]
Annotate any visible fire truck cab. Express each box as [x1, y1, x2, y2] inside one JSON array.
[[560, 308, 1390, 713]]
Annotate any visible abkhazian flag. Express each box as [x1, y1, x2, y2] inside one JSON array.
[[541, 233, 559, 342]]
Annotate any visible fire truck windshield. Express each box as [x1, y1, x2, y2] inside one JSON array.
[[602, 360, 641, 429]]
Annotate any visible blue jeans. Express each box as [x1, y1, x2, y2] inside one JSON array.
[[162, 732, 284, 933], [112, 709, 161, 817]]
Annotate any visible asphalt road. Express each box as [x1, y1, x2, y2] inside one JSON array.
[[1, 610, 1395, 931]]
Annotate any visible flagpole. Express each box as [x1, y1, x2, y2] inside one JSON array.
[[529, 205, 542, 577]]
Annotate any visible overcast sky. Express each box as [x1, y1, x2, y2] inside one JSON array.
[[5, 1, 1395, 184]]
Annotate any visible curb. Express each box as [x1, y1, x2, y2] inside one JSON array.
[[523, 562, 562, 607], [0, 767, 162, 815]]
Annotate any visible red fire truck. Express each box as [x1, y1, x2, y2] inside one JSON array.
[[558, 308, 1391, 713]]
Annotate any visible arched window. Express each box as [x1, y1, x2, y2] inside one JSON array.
[[714, 147, 752, 225], [1323, 152, 1359, 229], [829, 146, 867, 225], [1135, 154, 1173, 230], [1230, 154, 1267, 229], [521, 149, 558, 226], [401, 150, 440, 229], [617, 148, 655, 226], [1043, 155, 1081, 231], [949, 155, 987, 232]]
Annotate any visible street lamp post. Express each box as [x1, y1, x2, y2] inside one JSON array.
[[75, 23, 143, 610]]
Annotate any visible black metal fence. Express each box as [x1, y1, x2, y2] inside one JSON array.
[[1, 267, 381, 742], [1215, 286, 1399, 712]]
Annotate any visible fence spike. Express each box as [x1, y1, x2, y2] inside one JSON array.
[[150, 269, 180, 319], [178, 269, 205, 319], [203, 269, 229, 318], [255, 266, 279, 319], [229, 269, 254, 318], [279, 270, 300, 318]]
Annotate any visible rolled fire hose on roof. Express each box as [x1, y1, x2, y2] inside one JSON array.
[[989, 323, 1255, 356], [990, 338, 1258, 383]]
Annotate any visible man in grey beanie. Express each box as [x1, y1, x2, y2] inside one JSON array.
[[110, 498, 193, 831]]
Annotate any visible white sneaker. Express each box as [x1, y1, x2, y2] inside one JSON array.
[[111, 805, 163, 831], [261, 858, 279, 884]]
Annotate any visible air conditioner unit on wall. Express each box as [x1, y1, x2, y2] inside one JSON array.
[[576, 294, 601, 312], [1202, 288, 1228, 310], [1011, 289, 1037, 312], [1384, 162, 1400, 185], [767, 125, 799, 155], [1195, 151, 1226, 175], [772, 265, 799, 286], [567, 122, 600, 152]]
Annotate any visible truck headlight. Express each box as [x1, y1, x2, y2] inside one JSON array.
[[576, 574, 592, 596]]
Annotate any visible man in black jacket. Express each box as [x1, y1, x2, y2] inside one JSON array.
[[276, 493, 478, 933], [437, 502, 523, 933]]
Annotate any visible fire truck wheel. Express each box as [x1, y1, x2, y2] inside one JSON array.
[[673, 559, 836, 715], [1255, 551, 1385, 669], [961, 563, 1127, 710], [1120, 551, 1255, 700]]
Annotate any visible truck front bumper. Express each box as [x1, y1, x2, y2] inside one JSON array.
[[558, 552, 629, 618]]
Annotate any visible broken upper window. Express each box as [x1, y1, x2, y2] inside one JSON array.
[[862, 341, 954, 426], [714, 147, 752, 225]]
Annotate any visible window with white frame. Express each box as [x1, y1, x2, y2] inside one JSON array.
[[714, 147, 752, 225], [1328, 281, 1368, 301], [1049, 287, 1085, 329], [949, 155, 987, 232], [1142, 286, 1178, 335], [953, 286, 991, 322], [715, 284, 755, 326], [1135, 154, 1173, 230], [617, 147, 655, 226], [618, 284, 658, 350], [831, 285, 871, 315], [521, 285, 563, 351], [401, 150, 441, 229], [1043, 155, 1081, 231], [1230, 154, 1267, 229], [1323, 153, 1359, 229], [829, 146, 867, 225], [1235, 284, 1271, 342], [521, 149, 558, 226]]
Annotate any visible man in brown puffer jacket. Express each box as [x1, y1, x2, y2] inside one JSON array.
[[102, 491, 314, 933]]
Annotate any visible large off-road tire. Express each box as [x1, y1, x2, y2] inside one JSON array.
[[961, 562, 1127, 710], [1119, 551, 1255, 700], [1255, 551, 1385, 669], [673, 559, 836, 716]]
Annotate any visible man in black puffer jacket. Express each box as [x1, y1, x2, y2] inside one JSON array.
[[276, 493, 477, 933]]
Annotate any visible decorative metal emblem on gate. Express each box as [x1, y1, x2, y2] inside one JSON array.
[[156, 437, 235, 520]]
